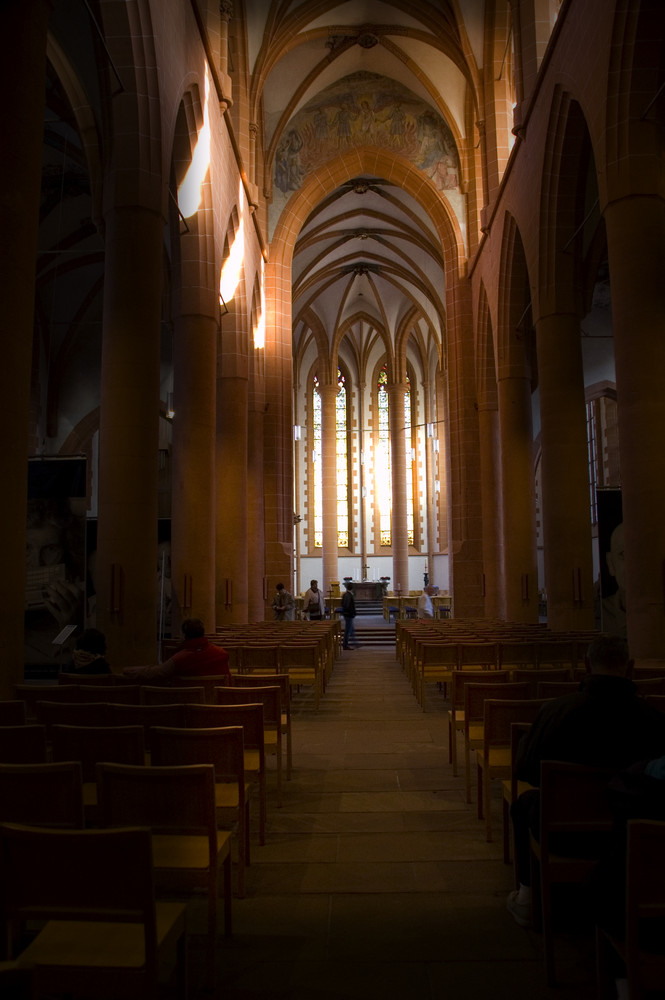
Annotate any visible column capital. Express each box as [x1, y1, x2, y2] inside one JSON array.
[[219, 0, 233, 21]]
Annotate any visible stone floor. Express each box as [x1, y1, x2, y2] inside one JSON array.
[[178, 628, 599, 999]]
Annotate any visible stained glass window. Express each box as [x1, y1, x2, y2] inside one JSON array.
[[313, 371, 349, 549], [377, 367, 391, 545]]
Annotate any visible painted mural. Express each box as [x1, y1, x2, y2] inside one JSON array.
[[269, 72, 461, 237]]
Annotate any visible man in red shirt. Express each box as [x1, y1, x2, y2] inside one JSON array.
[[123, 618, 230, 682]]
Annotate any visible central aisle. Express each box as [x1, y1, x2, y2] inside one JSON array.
[[206, 644, 596, 999]]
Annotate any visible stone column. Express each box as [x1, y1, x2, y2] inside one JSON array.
[[478, 401, 502, 618], [387, 383, 409, 594], [170, 311, 217, 634], [605, 195, 665, 661], [216, 366, 249, 625], [0, 0, 51, 695], [96, 205, 163, 667], [248, 366, 266, 620], [536, 312, 594, 629], [318, 382, 339, 593], [497, 372, 538, 622]]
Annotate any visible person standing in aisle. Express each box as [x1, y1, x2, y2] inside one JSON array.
[[272, 582, 295, 621], [304, 579, 325, 620], [341, 581, 360, 649]]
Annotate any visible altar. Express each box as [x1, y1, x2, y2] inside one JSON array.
[[346, 580, 383, 601]]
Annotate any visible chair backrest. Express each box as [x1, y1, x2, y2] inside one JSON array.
[[97, 761, 216, 838], [625, 819, 665, 987], [0, 761, 85, 828], [149, 725, 245, 787], [536, 680, 580, 699], [14, 683, 80, 721], [449, 669, 510, 711], [171, 675, 230, 702], [498, 641, 537, 670], [634, 676, 665, 694], [458, 641, 499, 669], [538, 759, 615, 858], [536, 640, 576, 669], [50, 724, 145, 781], [511, 667, 572, 696], [58, 672, 114, 685], [0, 822, 159, 965], [140, 684, 206, 705], [464, 681, 531, 726], [184, 702, 265, 754], [0, 701, 26, 726], [243, 644, 280, 672], [77, 684, 141, 703], [0, 725, 48, 764], [108, 702, 185, 749], [483, 698, 550, 749], [214, 685, 280, 725], [230, 672, 291, 718], [36, 700, 114, 734]]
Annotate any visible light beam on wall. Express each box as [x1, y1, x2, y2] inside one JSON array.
[[219, 180, 245, 306], [253, 257, 266, 349], [177, 65, 211, 219]]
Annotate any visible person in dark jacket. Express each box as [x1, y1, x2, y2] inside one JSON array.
[[341, 581, 360, 649], [507, 634, 665, 926]]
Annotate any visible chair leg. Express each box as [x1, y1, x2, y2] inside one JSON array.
[[465, 743, 472, 803], [484, 770, 492, 842], [477, 761, 483, 819]]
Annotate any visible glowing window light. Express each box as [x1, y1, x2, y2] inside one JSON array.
[[253, 258, 266, 349], [219, 221, 245, 305], [177, 66, 212, 219]]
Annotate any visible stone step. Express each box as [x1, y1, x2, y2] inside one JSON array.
[[353, 625, 395, 646]]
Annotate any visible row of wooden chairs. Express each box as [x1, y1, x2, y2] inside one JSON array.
[[0, 764, 222, 993]]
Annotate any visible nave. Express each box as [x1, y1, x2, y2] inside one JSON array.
[[198, 641, 595, 1000]]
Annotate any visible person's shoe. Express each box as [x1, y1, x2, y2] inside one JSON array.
[[506, 889, 531, 927], [343, 644, 350, 649]]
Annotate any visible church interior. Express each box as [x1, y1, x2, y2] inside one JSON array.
[[1, 0, 665, 996]]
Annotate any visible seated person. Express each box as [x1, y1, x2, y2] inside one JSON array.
[[507, 633, 665, 926], [123, 617, 230, 683], [65, 628, 111, 675]]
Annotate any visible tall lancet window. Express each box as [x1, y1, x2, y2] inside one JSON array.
[[377, 366, 391, 545], [313, 370, 349, 549], [404, 373, 414, 546], [313, 377, 323, 547], [336, 372, 349, 547]]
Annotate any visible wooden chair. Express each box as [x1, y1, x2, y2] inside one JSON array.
[[171, 675, 230, 702], [535, 640, 576, 670], [0, 702, 26, 726], [536, 680, 580, 699], [214, 685, 283, 806], [50, 724, 145, 822], [462, 681, 531, 803], [96, 761, 232, 988], [415, 641, 459, 710], [511, 666, 572, 696], [447, 669, 510, 776], [108, 702, 186, 751], [242, 643, 280, 674], [14, 684, 80, 722], [0, 725, 47, 764], [0, 761, 85, 828], [76, 684, 141, 703], [36, 700, 114, 735], [498, 641, 537, 671], [150, 725, 251, 898], [501, 721, 533, 866], [183, 702, 267, 846], [140, 685, 206, 705], [596, 819, 665, 1000], [644, 694, 665, 716], [458, 641, 499, 671], [530, 760, 615, 986], [476, 698, 549, 842], [58, 672, 115, 685], [230, 672, 292, 779], [0, 822, 187, 999], [278, 642, 323, 709]]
